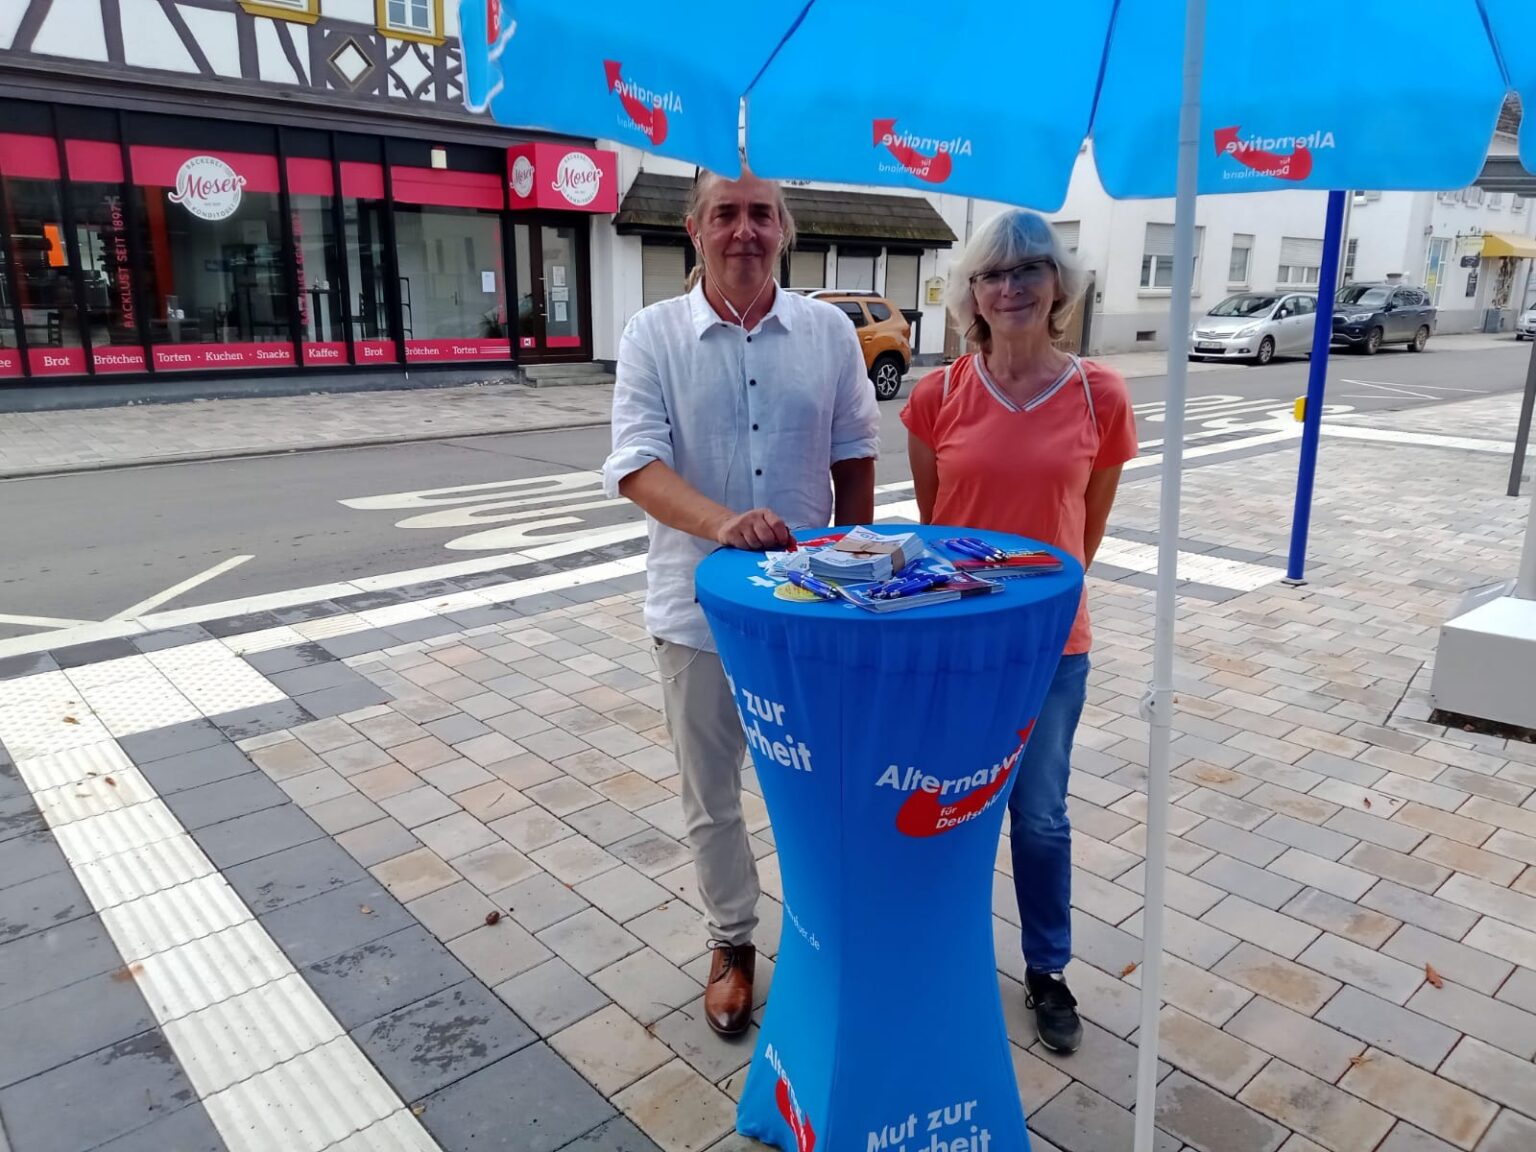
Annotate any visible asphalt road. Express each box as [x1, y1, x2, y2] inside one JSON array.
[[3, 342, 1530, 642]]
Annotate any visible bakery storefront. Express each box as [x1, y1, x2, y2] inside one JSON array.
[[0, 98, 615, 384]]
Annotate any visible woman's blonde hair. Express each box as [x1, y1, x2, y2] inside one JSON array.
[[682, 163, 797, 291], [945, 208, 1087, 348]]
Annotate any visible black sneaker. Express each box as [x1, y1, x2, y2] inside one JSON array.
[[1025, 969, 1083, 1054]]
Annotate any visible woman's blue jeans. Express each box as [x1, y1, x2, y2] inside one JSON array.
[[1007, 652, 1090, 974]]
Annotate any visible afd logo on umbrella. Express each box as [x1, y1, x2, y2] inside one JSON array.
[[1216, 124, 1336, 182], [881, 723, 1035, 838], [873, 119, 972, 185], [604, 60, 680, 147]]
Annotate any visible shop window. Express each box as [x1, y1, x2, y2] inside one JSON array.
[[288, 157, 348, 367], [393, 204, 509, 362], [64, 136, 146, 373], [788, 248, 826, 291], [344, 192, 397, 363], [238, 0, 320, 24], [3, 174, 88, 376], [0, 227, 19, 378], [377, 0, 444, 44], [70, 181, 148, 373], [641, 240, 686, 308], [131, 146, 295, 371], [884, 251, 920, 309], [836, 247, 878, 292]]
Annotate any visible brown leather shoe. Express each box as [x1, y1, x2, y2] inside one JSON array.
[[704, 942, 756, 1037]]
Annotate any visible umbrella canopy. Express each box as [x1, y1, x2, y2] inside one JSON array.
[[464, 0, 1531, 205]]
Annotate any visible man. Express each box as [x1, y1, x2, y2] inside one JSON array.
[[602, 164, 879, 1037]]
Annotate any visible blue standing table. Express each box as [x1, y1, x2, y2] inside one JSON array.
[[695, 526, 1083, 1152]]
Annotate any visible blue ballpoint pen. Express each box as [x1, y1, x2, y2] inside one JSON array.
[[965, 537, 1009, 561], [873, 571, 949, 600], [945, 537, 1007, 562]]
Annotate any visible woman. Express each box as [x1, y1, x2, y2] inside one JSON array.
[[902, 209, 1138, 1054]]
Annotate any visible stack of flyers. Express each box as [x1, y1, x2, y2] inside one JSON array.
[[836, 555, 1001, 613], [809, 526, 924, 583]]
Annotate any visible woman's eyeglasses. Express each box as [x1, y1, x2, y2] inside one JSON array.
[[971, 259, 1056, 292]]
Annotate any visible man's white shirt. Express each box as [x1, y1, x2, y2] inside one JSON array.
[[603, 282, 880, 651]]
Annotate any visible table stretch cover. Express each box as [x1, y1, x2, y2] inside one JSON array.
[[695, 526, 1084, 1152]]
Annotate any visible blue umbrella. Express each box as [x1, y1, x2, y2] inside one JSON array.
[[464, 4, 1533, 1149], [465, 1, 1526, 202]]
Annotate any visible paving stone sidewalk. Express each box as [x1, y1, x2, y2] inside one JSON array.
[[2, 397, 1536, 1151]]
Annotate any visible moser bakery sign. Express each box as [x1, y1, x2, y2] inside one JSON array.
[[169, 155, 247, 220], [505, 143, 618, 213]]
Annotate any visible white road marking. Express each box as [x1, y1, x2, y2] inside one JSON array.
[[1341, 379, 1489, 394], [111, 555, 255, 622], [1338, 379, 1439, 400], [1320, 425, 1518, 454], [338, 470, 603, 511], [0, 612, 97, 629], [341, 471, 622, 551]]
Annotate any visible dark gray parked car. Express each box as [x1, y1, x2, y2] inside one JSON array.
[[1332, 283, 1436, 354]]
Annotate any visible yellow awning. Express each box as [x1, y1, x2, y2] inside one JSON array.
[[1482, 232, 1536, 259]]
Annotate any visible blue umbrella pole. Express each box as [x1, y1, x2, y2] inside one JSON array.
[[1284, 189, 1348, 585]]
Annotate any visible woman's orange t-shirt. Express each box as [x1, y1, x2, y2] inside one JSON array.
[[900, 354, 1138, 655]]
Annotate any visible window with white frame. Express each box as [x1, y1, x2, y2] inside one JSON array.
[[1489, 192, 1505, 210], [1228, 233, 1253, 286], [378, 0, 441, 40], [1052, 220, 1081, 255], [1140, 222, 1203, 290], [1464, 186, 1485, 207], [1515, 197, 1528, 214], [1276, 237, 1323, 286], [1343, 238, 1358, 283]]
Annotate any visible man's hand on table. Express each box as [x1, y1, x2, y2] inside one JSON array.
[[715, 508, 794, 551]]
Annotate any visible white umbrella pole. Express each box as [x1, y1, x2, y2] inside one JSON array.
[[1132, 0, 1204, 1148]]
